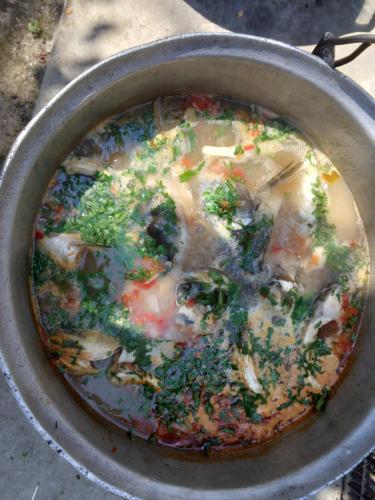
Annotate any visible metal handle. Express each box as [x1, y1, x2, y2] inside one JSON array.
[[312, 32, 375, 68]]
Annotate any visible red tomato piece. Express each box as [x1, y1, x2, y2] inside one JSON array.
[[122, 288, 140, 307], [341, 293, 350, 310], [133, 279, 158, 290], [269, 243, 283, 253], [225, 166, 246, 179], [192, 95, 216, 112], [134, 312, 167, 327], [181, 156, 193, 169], [249, 129, 261, 138], [334, 333, 353, 356], [317, 320, 339, 338], [340, 293, 358, 324]]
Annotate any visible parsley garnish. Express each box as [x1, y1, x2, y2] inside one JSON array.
[[291, 294, 314, 324], [126, 268, 153, 282], [240, 387, 265, 423], [179, 161, 205, 182], [310, 387, 330, 412], [203, 180, 238, 224], [254, 118, 294, 153], [298, 339, 331, 377], [153, 336, 232, 427], [234, 145, 244, 156]]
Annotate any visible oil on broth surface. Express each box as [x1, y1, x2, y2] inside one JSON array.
[[30, 96, 369, 451]]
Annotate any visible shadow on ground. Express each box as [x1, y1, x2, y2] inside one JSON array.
[[185, 0, 375, 45]]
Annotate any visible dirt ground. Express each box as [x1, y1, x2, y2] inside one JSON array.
[[0, 0, 63, 164]]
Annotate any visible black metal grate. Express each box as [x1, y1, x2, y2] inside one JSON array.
[[342, 452, 375, 499]]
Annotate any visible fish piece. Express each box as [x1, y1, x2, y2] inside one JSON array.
[[154, 96, 192, 131], [233, 348, 262, 393], [180, 220, 231, 272], [149, 340, 176, 367], [258, 160, 303, 193], [117, 348, 136, 364], [326, 176, 361, 243], [256, 136, 308, 165], [73, 137, 101, 158], [122, 271, 180, 339], [233, 182, 255, 227], [297, 247, 333, 295], [303, 290, 341, 345], [264, 197, 310, 280], [48, 330, 120, 375], [107, 357, 159, 388], [37, 233, 86, 271], [304, 374, 322, 390], [256, 159, 316, 220], [63, 157, 105, 176], [37, 280, 81, 314], [232, 119, 251, 145], [263, 164, 317, 279], [242, 355, 263, 393]]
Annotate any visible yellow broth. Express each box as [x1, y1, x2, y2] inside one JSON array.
[[30, 95, 369, 451]]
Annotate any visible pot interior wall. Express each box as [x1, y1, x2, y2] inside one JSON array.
[[1, 36, 375, 499]]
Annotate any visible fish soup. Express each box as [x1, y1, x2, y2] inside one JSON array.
[[30, 96, 369, 450]]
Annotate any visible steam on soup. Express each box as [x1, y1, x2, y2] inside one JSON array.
[[30, 95, 369, 451]]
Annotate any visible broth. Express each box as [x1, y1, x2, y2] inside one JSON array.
[[30, 95, 369, 451]]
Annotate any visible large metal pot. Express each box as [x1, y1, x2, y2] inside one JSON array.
[[0, 33, 375, 499]]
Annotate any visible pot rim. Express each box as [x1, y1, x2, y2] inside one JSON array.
[[1, 32, 374, 500]]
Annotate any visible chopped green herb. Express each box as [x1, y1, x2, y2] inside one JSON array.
[[179, 161, 205, 182], [266, 327, 274, 350], [254, 118, 294, 154], [202, 437, 221, 455], [126, 268, 153, 282], [298, 339, 331, 377], [291, 294, 314, 324], [260, 286, 277, 306], [234, 145, 244, 156], [272, 316, 286, 327], [154, 336, 232, 427], [310, 387, 330, 412], [203, 180, 238, 224], [240, 388, 264, 423]]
